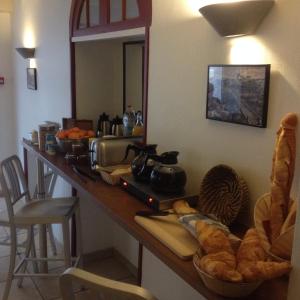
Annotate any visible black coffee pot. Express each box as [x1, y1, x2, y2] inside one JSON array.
[[150, 151, 187, 195], [123, 144, 158, 182]]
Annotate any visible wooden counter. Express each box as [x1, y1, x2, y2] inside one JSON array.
[[22, 139, 288, 300]]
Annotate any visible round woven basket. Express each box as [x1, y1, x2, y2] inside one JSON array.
[[254, 193, 294, 261], [198, 165, 249, 226], [193, 250, 263, 298]]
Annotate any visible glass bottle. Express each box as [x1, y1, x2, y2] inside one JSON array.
[[123, 105, 135, 136], [132, 110, 144, 136]]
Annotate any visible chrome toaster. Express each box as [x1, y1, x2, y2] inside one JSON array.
[[90, 136, 142, 168]]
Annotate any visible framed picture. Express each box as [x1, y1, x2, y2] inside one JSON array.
[[27, 68, 37, 90], [206, 64, 270, 128]]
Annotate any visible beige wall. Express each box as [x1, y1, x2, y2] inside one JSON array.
[[147, 1, 300, 298], [75, 39, 124, 129], [10, 0, 300, 299], [0, 0, 12, 12], [148, 0, 300, 224]]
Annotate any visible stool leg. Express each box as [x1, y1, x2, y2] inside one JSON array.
[[17, 227, 34, 288], [2, 226, 17, 300], [47, 224, 57, 256], [75, 208, 83, 267], [62, 221, 71, 268]]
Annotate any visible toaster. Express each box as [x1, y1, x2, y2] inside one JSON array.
[[90, 136, 142, 168]]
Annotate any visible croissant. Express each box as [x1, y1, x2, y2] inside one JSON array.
[[195, 220, 234, 254], [199, 252, 242, 283], [173, 200, 198, 215], [237, 260, 291, 282], [237, 229, 266, 263]]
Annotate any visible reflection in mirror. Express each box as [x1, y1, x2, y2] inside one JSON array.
[[89, 0, 100, 26], [123, 41, 144, 114], [75, 37, 145, 138], [126, 0, 139, 19], [79, 0, 87, 29], [110, 0, 122, 22]]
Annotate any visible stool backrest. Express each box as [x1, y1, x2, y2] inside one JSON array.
[[0, 155, 30, 220], [60, 268, 157, 300]]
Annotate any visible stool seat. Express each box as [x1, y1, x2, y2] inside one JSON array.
[[14, 197, 78, 225]]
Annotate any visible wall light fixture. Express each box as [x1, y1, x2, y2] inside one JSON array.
[[15, 47, 36, 59], [199, 0, 275, 37]]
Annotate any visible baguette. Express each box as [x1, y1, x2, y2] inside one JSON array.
[[270, 113, 298, 242]]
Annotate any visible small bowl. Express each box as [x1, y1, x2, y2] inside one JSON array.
[[193, 250, 263, 298], [56, 137, 89, 153]]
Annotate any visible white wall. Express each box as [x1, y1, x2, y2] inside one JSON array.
[[0, 10, 15, 161], [148, 0, 300, 224]]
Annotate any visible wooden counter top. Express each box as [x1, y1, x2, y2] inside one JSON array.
[[22, 139, 288, 300]]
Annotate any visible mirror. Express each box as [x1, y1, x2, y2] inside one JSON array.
[[123, 41, 145, 113], [75, 37, 146, 136]]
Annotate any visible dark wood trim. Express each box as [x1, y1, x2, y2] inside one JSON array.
[[23, 147, 28, 184], [22, 139, 289, 300], [70, 42, 77, 119], [86, 0, 90, 28], [143, 26, 150, 144], [71, 187, 78, 257], [122, 0, 126, 21], [71, 0, 152, 37], [137, 242, 143, 286]]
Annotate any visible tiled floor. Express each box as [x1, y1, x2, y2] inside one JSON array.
[[0, 226, 137, 300]]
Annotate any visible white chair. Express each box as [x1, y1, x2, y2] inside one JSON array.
[[0, 155, 82, 300], [60, 268, 157, 300], [32, 169, 58, 256]]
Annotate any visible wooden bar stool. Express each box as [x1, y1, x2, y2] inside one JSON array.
[[0, 155, 82, 300]]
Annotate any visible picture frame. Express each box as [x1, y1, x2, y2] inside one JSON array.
[[206, 64, 270, 128], [27, 68, 37, 90]]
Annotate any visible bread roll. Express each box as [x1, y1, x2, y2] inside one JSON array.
[[237, 229, 266, 263], [270, 113, 298, 242], [173, 200, 198, 215], [195, 220, 234, 254], [237, 260, 291, 282], [198, 252, 243, 283]]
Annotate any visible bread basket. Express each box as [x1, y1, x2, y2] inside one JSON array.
[[193, 250, 263, 298], [199, 165, 249, 226], [97, 165, 131, 186], [254, 193, 294, 261]]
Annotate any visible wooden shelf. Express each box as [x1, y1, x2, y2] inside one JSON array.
[[22, 139, 288, 300]]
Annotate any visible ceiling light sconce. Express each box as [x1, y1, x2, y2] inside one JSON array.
[[15, 47, 36, 59], [199, 0, 275, 37]]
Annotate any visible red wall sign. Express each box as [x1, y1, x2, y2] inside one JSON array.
[[0, 77, 4, 85]]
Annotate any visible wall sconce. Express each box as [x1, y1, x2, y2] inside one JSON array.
[[199, 0, 275, 37], [15, 47, 36, 59]]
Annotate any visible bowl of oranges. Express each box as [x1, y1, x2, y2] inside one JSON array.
[[56, 127, 95, 153]]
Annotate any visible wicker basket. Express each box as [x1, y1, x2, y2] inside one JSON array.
[[198, 165, 249, 226], [254, 193, 294, 261], [193, 250, 263, 298]]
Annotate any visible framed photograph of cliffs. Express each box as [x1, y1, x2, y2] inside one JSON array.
[[206, 64, 270, 128]]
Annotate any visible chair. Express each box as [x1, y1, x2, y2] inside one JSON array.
[[60, 268, 157, 300], [0, 155, 82, 300], [0, 170, 57, 256], [32, 169, 58, 256]]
